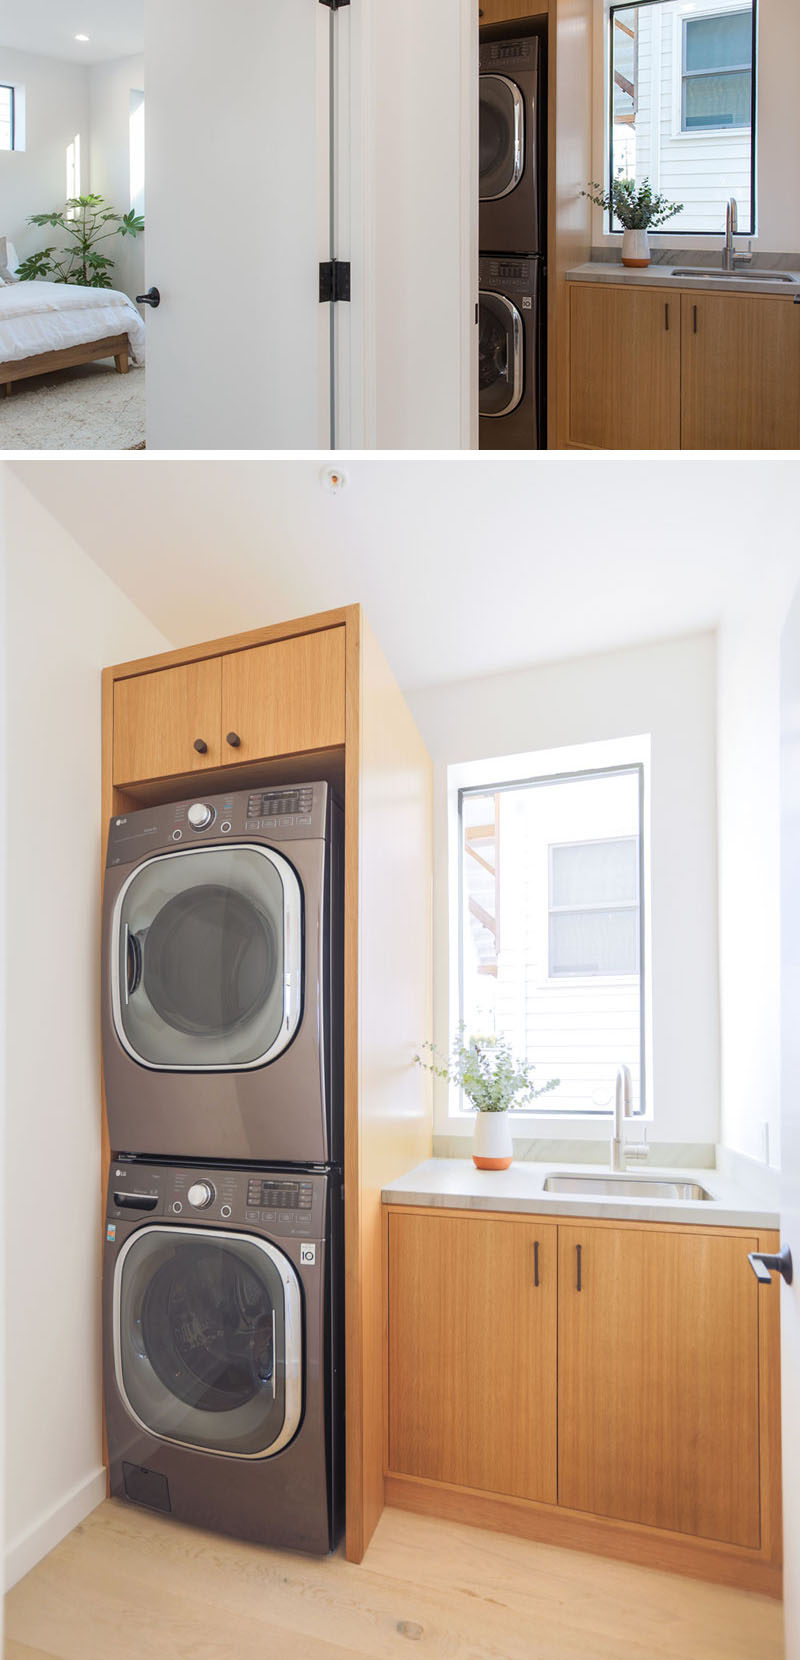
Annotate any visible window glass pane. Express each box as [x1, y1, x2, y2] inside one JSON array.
[[0, 86, 12, 151], [551, 838, 637, 907], [610, 0, 754, 234], [685, 11, 751, 71], [549, 908, 640, 977], [683, 69, 751, 128]]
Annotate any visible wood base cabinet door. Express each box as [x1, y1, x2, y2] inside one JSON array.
[[681, 294, 800, 450], [558, 1225, 761, 1546], [388, 1212, 558, 1503], [221, 628, 346, 763], [113, 658, 223, 786], [568, 285, 681, 449]]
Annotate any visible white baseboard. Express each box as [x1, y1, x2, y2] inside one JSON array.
[[5, 1466, 107, 1591]]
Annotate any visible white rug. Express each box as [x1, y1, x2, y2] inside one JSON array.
[[0, 360, 145, 450]]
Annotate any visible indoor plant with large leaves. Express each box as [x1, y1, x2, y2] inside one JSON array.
[[416, 1025, 559, 1169], [15, 194, 144, 289]]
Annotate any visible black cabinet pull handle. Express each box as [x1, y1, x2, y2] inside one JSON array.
[[533, 1240, 540, 1287], [576, 1243, 582, 1292], [136, 287, 161, 308], [748, 1246, 793, 1285], [226, 731, 242, 748], [693, 304, 698, 334], [664, 302, 669, 330], [193, 738, 208, 754]]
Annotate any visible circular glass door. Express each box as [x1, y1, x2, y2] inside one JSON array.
[[479, 291, 524, 417], [479, 74, 524, 200], [114, 1226, 303, 1457], [112, 844, 303, 1070]]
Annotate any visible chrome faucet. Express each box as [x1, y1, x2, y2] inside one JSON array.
[[723, 197, 752, 270], [610, 1064, 633, 1171]]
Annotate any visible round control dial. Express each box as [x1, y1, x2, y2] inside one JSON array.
[[187, 802, 214, 830], [187, 1181, 215, 1209]]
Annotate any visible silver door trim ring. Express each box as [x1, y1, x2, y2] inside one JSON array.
[[112, 1224, 304, 1460], [479, 74, 524, 201], [109, 842, 303, 1072], [479, 290, 525, 418]]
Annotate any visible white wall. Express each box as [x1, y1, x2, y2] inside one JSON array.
[[2, 470, 170, 1590], [0, 48, 90, 262], [592, 0, 800, 250], [408, 632, 719, 1150], [89, 55, 145, 301]]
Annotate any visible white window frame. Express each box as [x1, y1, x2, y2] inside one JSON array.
[[0, 83, 15, 152], [668, 0, 752, 141], [442, 734, 654, 1139], [546, 835, 640, 983]]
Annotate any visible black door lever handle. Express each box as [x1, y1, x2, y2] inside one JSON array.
[[748, 1245, 793, 1285], [136, 287, 161, 308]]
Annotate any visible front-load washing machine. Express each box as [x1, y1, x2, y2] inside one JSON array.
[[479, 255, 542, 449], [479, 32, 542, 255], [101, 782, 343, 1164], [103, 1160, 344, 1554]]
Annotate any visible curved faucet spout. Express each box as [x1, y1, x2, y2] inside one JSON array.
[[611, 1064, 633, 1171]]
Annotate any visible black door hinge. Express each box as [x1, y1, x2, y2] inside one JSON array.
[[320, 0, 350, 8], [319, 260, 351, 303]]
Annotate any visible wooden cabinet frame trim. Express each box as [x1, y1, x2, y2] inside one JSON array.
[[109, 608, 354, 683]]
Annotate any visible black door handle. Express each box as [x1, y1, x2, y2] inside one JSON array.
[[136, 287, 161, 308], [748, 1245, 793, 1285]]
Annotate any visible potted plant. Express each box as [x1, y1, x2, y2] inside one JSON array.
[[416, 1025, 559, 1170], [15, 194, 144, 288], [582, 177, 683, 268]]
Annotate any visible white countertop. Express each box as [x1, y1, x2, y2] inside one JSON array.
[[566, 261, 800, 298], [382, 1158, 779, 1229]]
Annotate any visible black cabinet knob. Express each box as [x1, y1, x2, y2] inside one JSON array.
[[226, 732, 241, 748], [193, 738, 208, 754]]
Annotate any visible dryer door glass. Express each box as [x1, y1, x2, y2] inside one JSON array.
[[115, 1226, 303, 1457], [479, 74, 524, 201], [479, 291, 524, 417], [113, 845, 302, 1069]]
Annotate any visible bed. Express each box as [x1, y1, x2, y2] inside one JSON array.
[[0, 248, 146, 395]]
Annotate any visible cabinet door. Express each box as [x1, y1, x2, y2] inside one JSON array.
[[480, 0, 546, 20], [113, 658, 222, 786], [568, 285, 681, 449], [558, 1225, 761, 1546], [681, 293, 800, 449], [388, 1211, 557, 1503], [221, 628, 346, 763]]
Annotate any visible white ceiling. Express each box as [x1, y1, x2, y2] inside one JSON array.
[[9, 458, 800, 691], [0, 0, 142, 65]]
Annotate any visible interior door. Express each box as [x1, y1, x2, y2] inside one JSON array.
[[143, 0, 331, 449], [780, 583, 800, 1658], [558, 1224, 761, 1546]]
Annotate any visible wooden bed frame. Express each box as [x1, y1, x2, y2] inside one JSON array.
[[1, 332, 130, 395]]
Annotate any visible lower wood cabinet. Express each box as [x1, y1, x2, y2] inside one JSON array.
[[388, 1211, 557, 1503], [680, 292, 800, 450], [385, 1206, 781, 1589], [568, 284, 681, 450]]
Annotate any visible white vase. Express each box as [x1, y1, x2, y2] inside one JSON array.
[[472, 1111, 513, 1171], [621, 227, 650, 268]]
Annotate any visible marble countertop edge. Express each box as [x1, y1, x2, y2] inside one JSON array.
[[565, 261, 800, 297]]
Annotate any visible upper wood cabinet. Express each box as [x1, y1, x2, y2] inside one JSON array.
[[558, 1223, 761, 1547], [220, 628, 345, 764], [568, 284, 681, 449], [113, 657, 223, 785], [387, 1210, 558, 1504], [112, 626, 346, 786], [680, 292, 800, 450], [479, 0, 547, 20]]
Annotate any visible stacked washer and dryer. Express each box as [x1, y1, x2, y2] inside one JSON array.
[[100, 782, 345, 1554], [479, 21, 546, 449]]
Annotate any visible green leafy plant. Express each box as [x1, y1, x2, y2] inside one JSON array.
[[15, 194, 144, 289], [415, 1024, 559, 1114], [582, 177, 683, 231]]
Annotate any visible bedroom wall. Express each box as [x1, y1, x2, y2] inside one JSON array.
[[89, 55, 145, 301], [0, 48, 90, 262], [1, 469, 171, 1590]]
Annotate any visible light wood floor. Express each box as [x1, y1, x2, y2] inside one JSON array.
[[4, 1499, 784, 1660]]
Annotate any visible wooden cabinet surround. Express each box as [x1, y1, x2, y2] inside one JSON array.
[[568, 281, 800, 450], [103, 607, 433, 1566], [385, 1206, 782, 1596]]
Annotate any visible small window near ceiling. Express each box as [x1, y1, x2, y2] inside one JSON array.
[[0, 84, 15, 151], [681, 10, 752, 130]]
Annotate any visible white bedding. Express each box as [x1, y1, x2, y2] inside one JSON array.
[[0, 281, 146, 367]]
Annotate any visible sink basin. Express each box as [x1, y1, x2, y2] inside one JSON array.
[[670, 266, 797, 283], [543, 1173, 713, 1201]]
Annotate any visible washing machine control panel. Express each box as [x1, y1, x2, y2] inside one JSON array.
[[107, 1162, 326, 1239], [106, 783, 332, 866]]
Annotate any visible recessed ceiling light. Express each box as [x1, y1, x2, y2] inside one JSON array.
[[75, 33, 90, 41]]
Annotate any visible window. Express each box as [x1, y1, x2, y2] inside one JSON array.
[[459, 758, 647, 1116], [609, 0, 756, 235], [0, 84, 14, 152]]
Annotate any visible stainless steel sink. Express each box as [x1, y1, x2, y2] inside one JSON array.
[[670, 266, 797, 283], [543, 1173, 713, 1200]]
